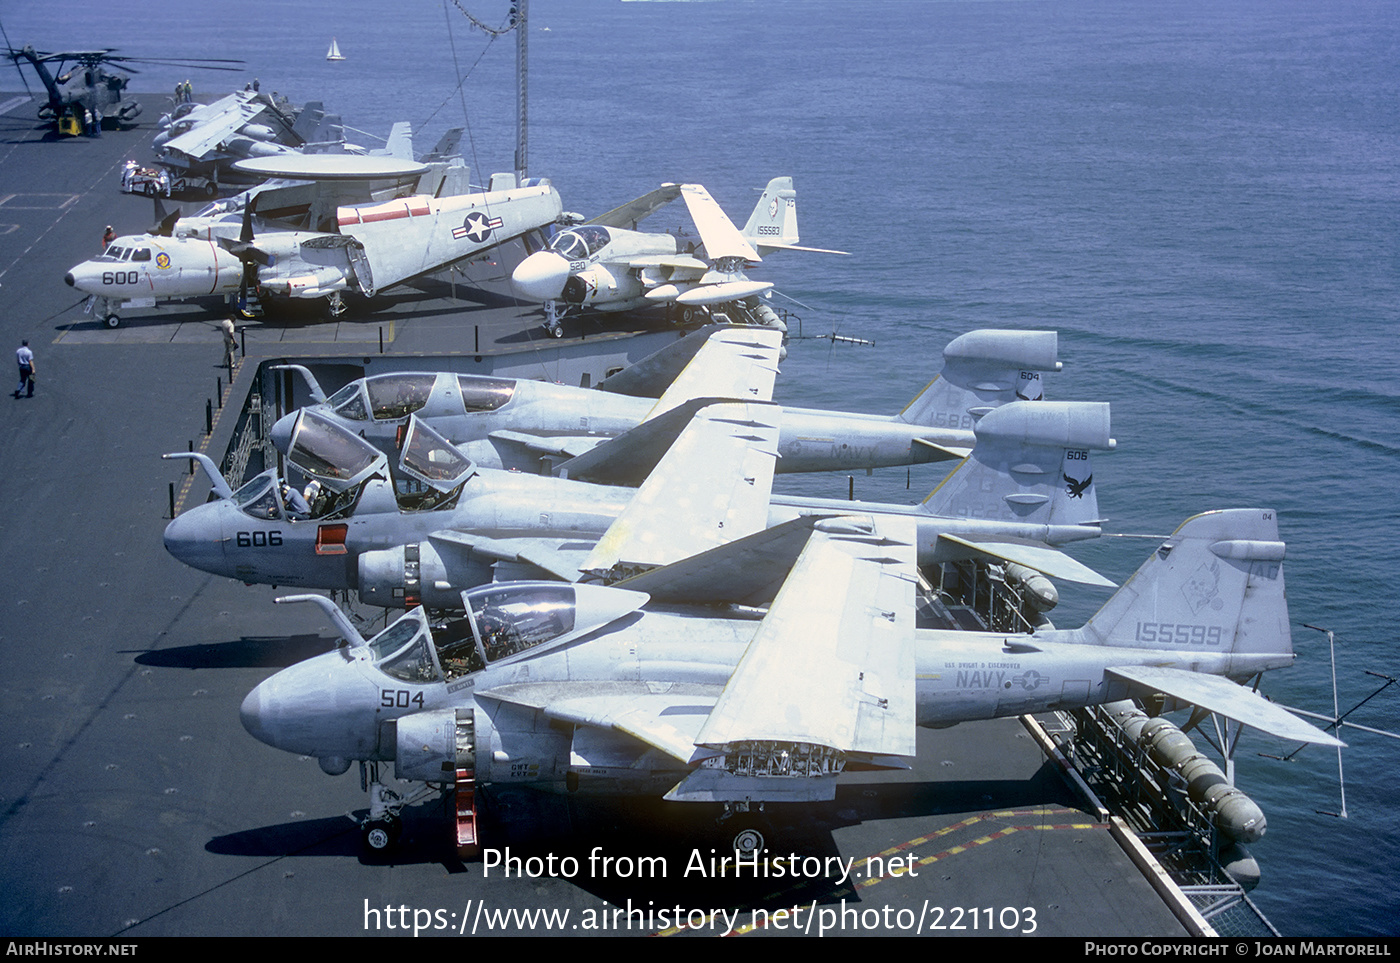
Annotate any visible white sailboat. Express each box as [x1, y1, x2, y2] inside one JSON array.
[[326, 37, 345, 61]]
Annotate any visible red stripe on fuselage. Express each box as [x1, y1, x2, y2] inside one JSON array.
[[338, 196, 433, 228]]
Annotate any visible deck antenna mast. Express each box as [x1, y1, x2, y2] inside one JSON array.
[[447, 0, 528, 183], [1261, 624, 1400, 819]]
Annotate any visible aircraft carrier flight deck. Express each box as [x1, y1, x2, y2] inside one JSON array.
[[0, 93, 1239, 938]]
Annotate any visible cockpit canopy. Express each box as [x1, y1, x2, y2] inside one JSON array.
[[547, 225, 612, 262], [398, 415, 475, 492], [367, 582, 580, 683], [324, 373, 516, 423], [231, 473, 286, 520], [284, 409, 388, 492]]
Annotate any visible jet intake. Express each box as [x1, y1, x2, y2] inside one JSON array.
[[394, 708, 464, 783], [562, 265, 629, 306]]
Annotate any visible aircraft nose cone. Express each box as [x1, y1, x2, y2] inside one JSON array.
[[511, 251, 571, 301], [240, 684, 271, 746], [163, 507, 225, 575], [64, 272, 75, 287], [269, 412, 296, 454], [238, 651, 381, 760]]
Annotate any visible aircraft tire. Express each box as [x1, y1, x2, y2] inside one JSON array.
[[725, 815, 770, 857], [361, 815, 402, 853], [104, 314, 121, 329]]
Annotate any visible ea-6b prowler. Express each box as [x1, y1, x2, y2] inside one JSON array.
[[269, 326, 1061, 481], [239, 508, 1342, 854], [164, 391, 1118, 610]]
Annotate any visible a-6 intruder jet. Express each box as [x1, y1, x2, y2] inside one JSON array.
[[64, 161, 561, 326], [151, 90, 347, 185], [511, 177, 845, 336], [240, 507, 1342, 854], [270, 326, 1060, 481], [163, 392, 1117, 611]]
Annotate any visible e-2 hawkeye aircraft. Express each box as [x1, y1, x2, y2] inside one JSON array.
[[270, 326, 1059, 481], [240, 507, 1341, 854], [64, 159, 561, 326], [511, 177, 846, 336], [163, 390, 1117, 611]]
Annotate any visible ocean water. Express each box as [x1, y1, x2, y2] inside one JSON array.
[[6, 0, 1398, 936]]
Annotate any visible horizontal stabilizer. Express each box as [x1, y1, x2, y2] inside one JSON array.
[[752, 241, 850, 255], [1106, 666, 1345, 748], [938, 533, 1115, 587]]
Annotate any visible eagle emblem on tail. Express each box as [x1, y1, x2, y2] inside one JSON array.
[[1063, 471, 1092, 498]]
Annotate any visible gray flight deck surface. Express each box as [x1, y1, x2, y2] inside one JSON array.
[[0, 95, 1187, 937]]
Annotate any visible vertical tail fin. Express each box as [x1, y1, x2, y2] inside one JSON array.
[[1074, 509, 1292, 665], [921, 401, 1113, 530], [422, 128, 464, 163], [741, 176, 798, 248], [896, 330, 1061, 431], [383, 122, 413, 161]]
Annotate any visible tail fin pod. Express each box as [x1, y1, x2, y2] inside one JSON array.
[[922, 400, 1112, 529], [1077, 509, 1293, 665], [741, 176, 797, 248], [896, 329, 1060, 430]]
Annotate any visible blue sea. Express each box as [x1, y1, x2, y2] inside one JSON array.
[[6, 0, 1397, 936]]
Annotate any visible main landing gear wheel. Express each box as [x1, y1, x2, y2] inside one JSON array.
[[361, 814, 402, 852], [104, 314, 120, 329]]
